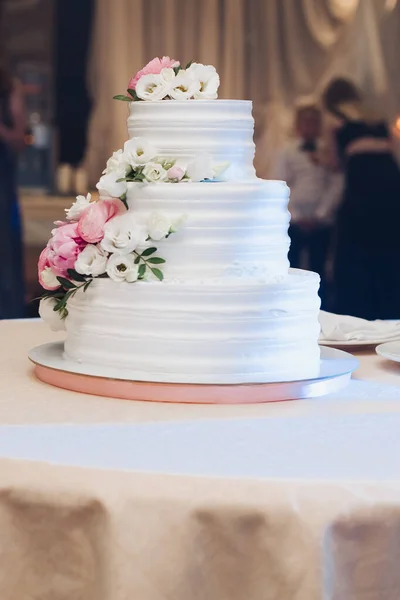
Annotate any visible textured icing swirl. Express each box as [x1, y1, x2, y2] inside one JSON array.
[[127, 100, 256, 180], [64, 270, 321, 384], [127, 180, 290, 280]]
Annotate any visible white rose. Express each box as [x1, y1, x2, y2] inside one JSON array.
[[142, 161, 168, 183], [106, 253, 139, 283], [102, 149, 130, 175], [101, 213, 146, 255], [65, 193, 92, 221], [40, 266, 60, 289], [75, 244, 108, 277], [186, 63, 220, 100], [123, 137, 158, 166], [169, 71, 200, 100], [147, 212, 172, 241], [185, 154, 214, 182], [96, 169, 127, 199], [39, 297, 66, 332], [135, 73, 170, 101]]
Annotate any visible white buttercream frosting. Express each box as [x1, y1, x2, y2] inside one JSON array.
[[127, 100, 256, 180], [64, 270, 321, 384], [127, 180, 290, 280], [60, 98, 322, 385]]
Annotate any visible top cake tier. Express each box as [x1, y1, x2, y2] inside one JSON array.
[[127, 100, 256, 181]]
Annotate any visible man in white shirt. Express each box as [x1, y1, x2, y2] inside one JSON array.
[[275, 104, 342, 308]]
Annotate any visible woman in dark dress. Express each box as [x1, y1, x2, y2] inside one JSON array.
[[322, 78, 400, 320], [0, 55, 26, 319]]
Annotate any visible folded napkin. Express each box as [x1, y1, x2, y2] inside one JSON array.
[[319, 310, 400, 342]]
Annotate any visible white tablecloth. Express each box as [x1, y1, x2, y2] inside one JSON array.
[[1, 320, 400, 600]]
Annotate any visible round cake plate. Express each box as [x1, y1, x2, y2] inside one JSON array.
[[28, 343, 359, 404]]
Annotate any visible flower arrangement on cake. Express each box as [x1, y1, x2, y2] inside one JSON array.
[[97, 137, 229, 205], [114, 57, 220, 102], [38, 191, 185, 330]]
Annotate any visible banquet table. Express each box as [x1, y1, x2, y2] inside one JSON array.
[[1, 319, 400, 600]]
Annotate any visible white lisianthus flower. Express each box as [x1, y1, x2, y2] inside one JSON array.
[[39, 298, 66, 332], [96, 169, 127, 199], [101, 213, 146, 255], [40, 266, 60, 290], [65, 193, 92, 221], [75, 244, 108, 277], [142, 161, 168, 183], [186, 63, 220, 100], [147, 212, 172, 241], [170, 213, 187, 234], [123, 137, 158, 166], [102, 149, 130, 175], [160, 67, 176, 83], [185, 154, 214, 182], [213, 161, 230, 180], [169, 71, 200, 100], [135, 73, 170, 101], [106, 253, 139, 283]]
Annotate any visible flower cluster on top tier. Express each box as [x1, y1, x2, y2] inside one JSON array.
[[37, 193, 186, 331], [114, 57, 220, 102], [96, 137, 229, 204]]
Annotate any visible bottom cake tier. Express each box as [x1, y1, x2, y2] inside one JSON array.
[[64, 269, 321, 384]]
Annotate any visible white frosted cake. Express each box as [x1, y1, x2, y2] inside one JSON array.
[[38, 58, 321, 385]]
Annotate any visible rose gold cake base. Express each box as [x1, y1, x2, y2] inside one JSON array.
[[29, 343, 358, 404]]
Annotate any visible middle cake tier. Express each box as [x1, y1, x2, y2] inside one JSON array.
[[127, 179, 290, 280]]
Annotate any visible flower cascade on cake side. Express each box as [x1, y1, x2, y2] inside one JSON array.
[[37, 191, 185, 331], [38, 57, 228, 332], [114, 57, 220, 102]]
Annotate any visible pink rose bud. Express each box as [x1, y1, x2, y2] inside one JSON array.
[[167, 166, 185, 182]]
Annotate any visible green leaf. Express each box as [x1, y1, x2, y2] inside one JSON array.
[[150, 267, 164, 281], [132, 172, 146, 182], [57, 276, 76, 290], [83, 279, 93, 292], [54, 299, 65, 312], [113, 94, 132, 102], [127, 88, 140, 101], [185, 59, 194, 69], [138, 263, 147, 279], [134, 255, 141, 264], [60, 307, 69, 319], [119, 193, 128, 210], [141, 247, 157, 257], [116, 177, 127, 183], [173, 65, 182, 75], [67, 269, 86, 283], [147, 257, 166, 264]]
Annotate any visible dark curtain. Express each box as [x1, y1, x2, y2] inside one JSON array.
[[55, 0, 94, 166]]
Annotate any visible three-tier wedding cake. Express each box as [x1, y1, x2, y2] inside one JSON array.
[[38, 57, 321, 384]]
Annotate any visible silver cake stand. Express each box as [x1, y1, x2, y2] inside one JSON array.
[[29, 342, 358, 403]]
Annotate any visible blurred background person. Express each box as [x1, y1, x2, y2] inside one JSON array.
[[275, 102, 343, 309], [323, 77, 400, 320], [0, 50, 26, 319]]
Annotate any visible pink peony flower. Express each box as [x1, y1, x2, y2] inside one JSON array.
[[47, 221, 86, 278], [38, 247, 60, 290], [77, 198, 123, 244], [128, 56, 179, 90]]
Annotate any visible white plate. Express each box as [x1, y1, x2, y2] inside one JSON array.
[[319, 338, 397, 348], [376, 341, 400, 363]]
